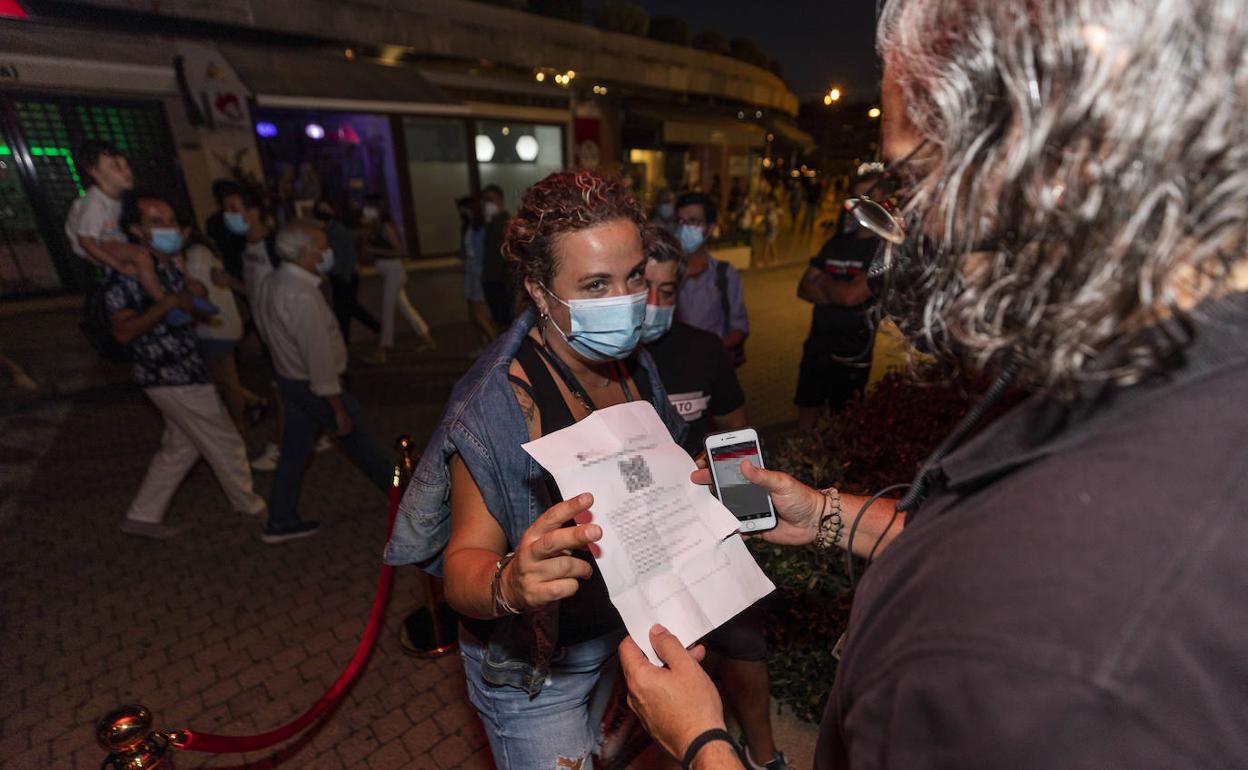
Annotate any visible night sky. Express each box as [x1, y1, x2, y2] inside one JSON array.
[[629, 0, 882, 102]]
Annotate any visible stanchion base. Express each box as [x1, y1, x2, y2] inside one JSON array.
[[398, 603, 459, 658]]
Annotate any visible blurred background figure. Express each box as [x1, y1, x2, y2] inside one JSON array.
[[478, 184, 513, 330], [183, 233, 267, 431], [361, 193, 436, 365], [315, 198, 380, 345], [457, 194, 496, 351], [793, 169, 881, 430]]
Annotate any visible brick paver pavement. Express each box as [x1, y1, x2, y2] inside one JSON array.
[[0, 262, 816, 769]]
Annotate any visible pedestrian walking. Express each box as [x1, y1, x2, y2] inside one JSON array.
[[108, 194, 265, 539], [254, 221, 392, 543]]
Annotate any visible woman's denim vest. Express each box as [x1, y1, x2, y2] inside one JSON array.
[[384, 308, 688, 696]]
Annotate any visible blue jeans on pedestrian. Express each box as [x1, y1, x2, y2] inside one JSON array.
[[459, 624, 625, 769], [267, 376, 392, 531]]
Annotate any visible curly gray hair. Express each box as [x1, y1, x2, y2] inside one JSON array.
[[877, 0, 1248, 393]]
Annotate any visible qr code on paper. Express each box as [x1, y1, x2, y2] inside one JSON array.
[[618, 455, 654, 493]]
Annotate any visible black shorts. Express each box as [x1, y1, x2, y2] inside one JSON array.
[[700, 601, 768, 661], [794, 335, 871, 410]]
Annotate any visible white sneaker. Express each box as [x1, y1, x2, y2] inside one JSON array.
[[314, 436, 333, 453], [250, 442, 280, 472]]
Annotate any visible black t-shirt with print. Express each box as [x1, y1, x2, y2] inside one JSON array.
[[645, 321, 745, 455]]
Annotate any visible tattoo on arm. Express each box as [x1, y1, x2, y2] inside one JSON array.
[[511, 382, 539, 438]]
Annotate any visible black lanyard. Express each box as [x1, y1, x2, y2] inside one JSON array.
[[533, 337, 633, 413]]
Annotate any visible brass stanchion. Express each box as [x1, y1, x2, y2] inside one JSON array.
[[97, 705, 175, 769], [394, 435, 459, 658]]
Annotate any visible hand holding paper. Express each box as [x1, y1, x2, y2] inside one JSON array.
[[522, 401, 774, 664]]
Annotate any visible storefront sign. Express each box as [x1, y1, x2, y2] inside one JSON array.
[[174, 42, 252, 133]]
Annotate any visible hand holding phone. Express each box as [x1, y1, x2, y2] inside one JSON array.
[[703, 428, 778, 533]]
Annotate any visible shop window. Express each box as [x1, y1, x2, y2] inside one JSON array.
[[402, 117, 472, 256], [475, 121, 563, 208], [0, 127, 61, 293], [254, 108, 407, 252], [1, 96, 187, 295]]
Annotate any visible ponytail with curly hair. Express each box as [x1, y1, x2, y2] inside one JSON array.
[[502, 170, 645, 309]]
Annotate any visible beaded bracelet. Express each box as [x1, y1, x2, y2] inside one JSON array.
[[814, 487, 843, 550]]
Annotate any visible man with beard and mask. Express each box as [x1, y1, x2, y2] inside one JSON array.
[[108, 194, 266, 539], [794, 168, 885, 429], [619, 0, 1248, 768], [254, 221, 391, 543]]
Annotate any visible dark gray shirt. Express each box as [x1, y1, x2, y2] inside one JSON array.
[[818, 295, 1248, 769]]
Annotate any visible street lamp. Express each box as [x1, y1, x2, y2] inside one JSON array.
[[868, 107, 881, 119], [824, 87, 842, 106]]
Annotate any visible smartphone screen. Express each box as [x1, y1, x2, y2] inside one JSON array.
[[707, 438, 775, 527]]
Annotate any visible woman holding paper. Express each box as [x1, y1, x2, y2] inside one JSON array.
[[384, 170, 688, 769]]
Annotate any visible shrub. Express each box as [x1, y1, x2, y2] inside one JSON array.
[[597, 2, 648, 36], [647, 16, 691, 46]]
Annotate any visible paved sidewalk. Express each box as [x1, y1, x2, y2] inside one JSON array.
[[0, 261, 820, 768]]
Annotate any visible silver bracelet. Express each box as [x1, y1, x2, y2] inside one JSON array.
[[491, 552, 522, 617], [814, 487, 843, 550]]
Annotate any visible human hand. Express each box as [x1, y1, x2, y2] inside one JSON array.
[[501, 493, 600, 612], [333, 409, 352, 437], [619, 625, 724, 761], [99, 241, 149, 270], [691, 460, 823, 546], [167, 291, 196, 313]]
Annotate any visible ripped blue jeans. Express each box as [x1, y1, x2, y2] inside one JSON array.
[[460, 624, 625, 770]]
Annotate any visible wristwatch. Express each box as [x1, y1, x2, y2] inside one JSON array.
[[491, 551, 521, 617]]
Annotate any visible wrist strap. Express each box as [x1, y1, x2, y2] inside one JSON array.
[[681, 728, 734, 770]]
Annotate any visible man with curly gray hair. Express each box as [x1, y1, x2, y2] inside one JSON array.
[[618, 0, 1248, 767]]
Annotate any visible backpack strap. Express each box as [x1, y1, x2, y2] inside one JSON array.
[[715, 260, 731, 337]]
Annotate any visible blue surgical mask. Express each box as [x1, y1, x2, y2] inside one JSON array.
[[544, 286, 647, 362], [640, 302, 675, 343], [657, 202, 674, 220], [224, 211, 248, 236], [149, 227, 184, 254], [678, 223, 705, 255], [316, 247, 335, 274]]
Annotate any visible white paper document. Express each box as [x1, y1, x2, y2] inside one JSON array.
[[522, 401, 774, 665]]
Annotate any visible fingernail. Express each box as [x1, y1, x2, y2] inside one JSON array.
[[652, 624, 668, 635], [585, 524, 601, 540], [580, 493, 592, 505]]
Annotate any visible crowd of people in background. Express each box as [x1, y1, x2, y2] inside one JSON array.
[[60, 139, 455, 543]]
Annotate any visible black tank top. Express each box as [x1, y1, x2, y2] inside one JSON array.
[[509, 336, 655, 646]]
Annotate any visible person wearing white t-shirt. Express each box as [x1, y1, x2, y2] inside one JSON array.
[[64, 141, 182, 320], [184, 240, 267, 430]]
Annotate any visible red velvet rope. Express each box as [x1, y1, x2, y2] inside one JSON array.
[[171, 474, 403, 753]]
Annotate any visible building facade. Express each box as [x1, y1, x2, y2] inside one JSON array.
[[0, 0, 808, 297]]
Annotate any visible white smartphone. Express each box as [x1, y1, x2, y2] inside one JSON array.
[[703, 428, 778, 533]]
